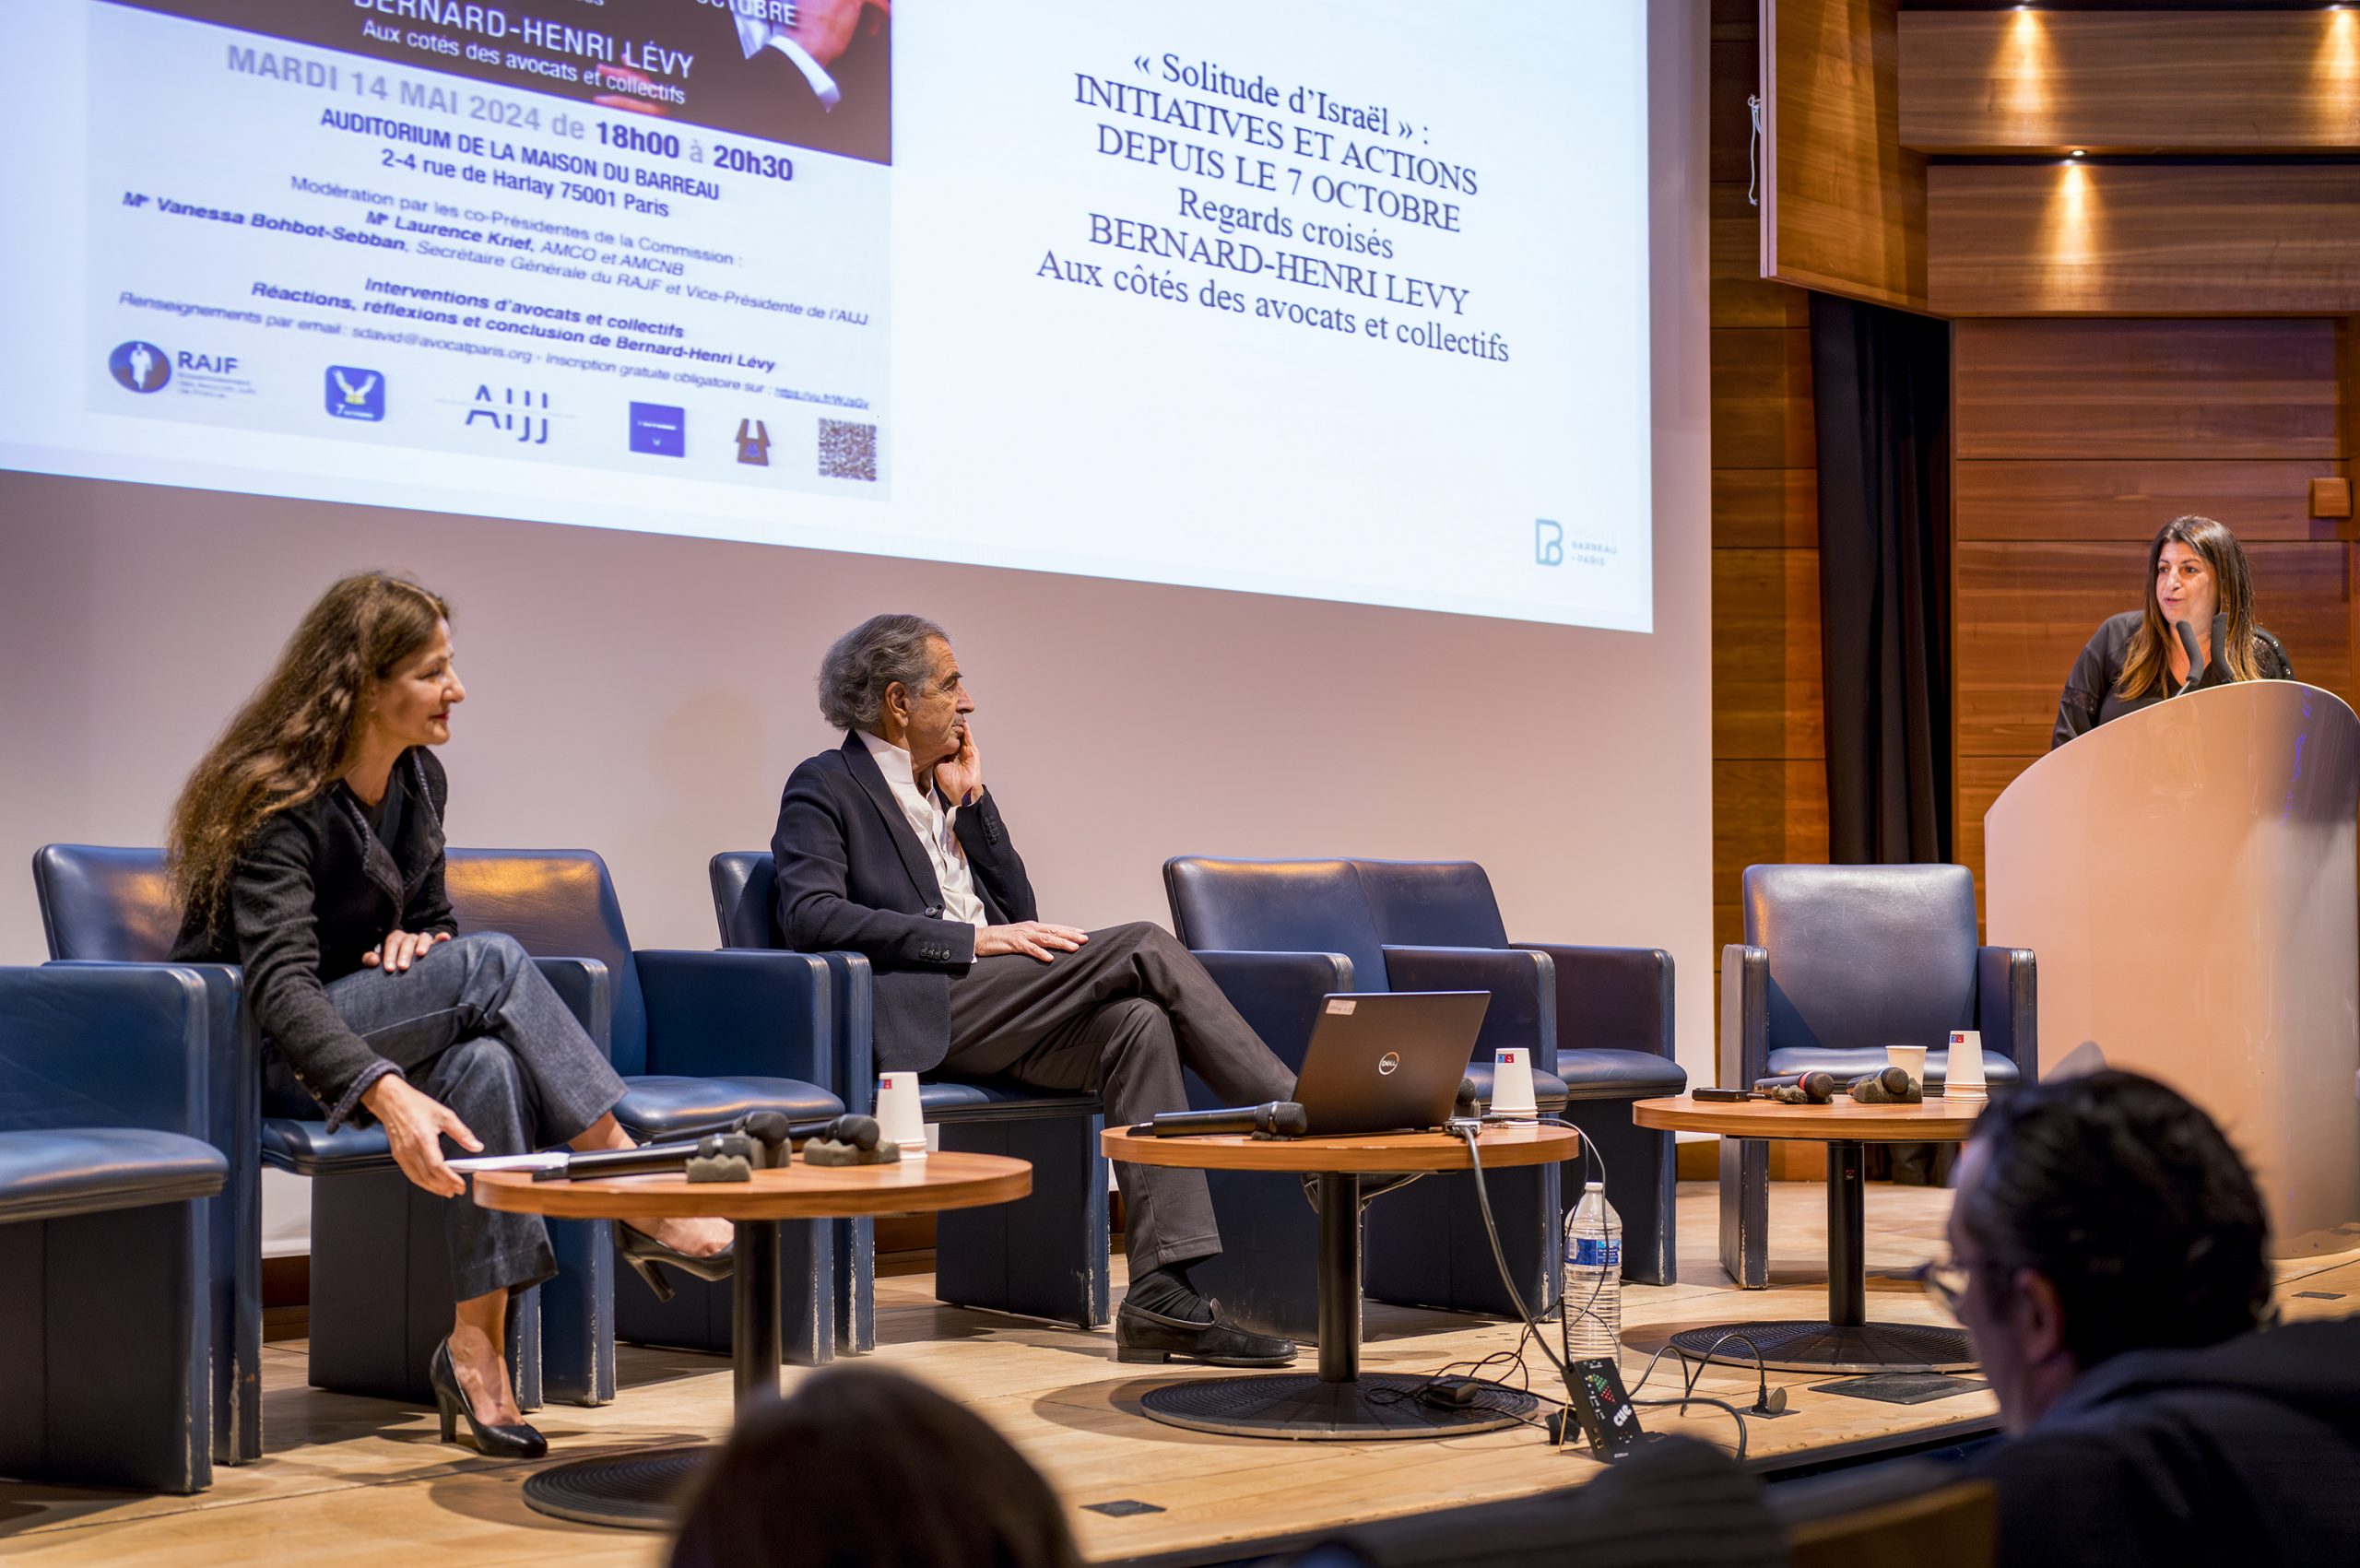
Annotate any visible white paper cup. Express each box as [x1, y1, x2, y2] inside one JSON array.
[[876, 1070, 926, 1159], [1944, 1031, 1987, 1102], [1490, 1047, 1538, 1121], [1885, 1044, 1928, 1093]]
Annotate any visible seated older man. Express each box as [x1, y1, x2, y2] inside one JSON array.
[[1935, 1070, 2360, 1565], [771, 614, 1299, 1366]]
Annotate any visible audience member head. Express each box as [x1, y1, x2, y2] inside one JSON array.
[[817, 613, 969, 766], [168, 572, 452, 925], [1947, 1070, 2271, 1432], [670, 1366, 1080, 1568], [2119, 514, 2260, 696]]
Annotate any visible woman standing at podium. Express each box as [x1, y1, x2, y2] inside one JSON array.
[[2052, 515, 2294, 749]]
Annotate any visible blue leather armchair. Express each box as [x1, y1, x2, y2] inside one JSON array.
[[33, 844, 598, 1431], [710, 853, 1108, 1350], [1162, 857, 1686, 1337], [0, 963, 228, 1493], [1721, 864, 2036, 1288], [442, 850, 843, 1366]]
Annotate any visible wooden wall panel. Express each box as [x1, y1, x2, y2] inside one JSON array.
[[1711, 328, 1816, 469], [1956, 460, 2342, 544], [1900, 12, 2360, 155], [1953, 321, 2342, 462], [1713, 468, 1819, 550], [1715, 548, 1826, 761], [1714, 183, 1809, 330], [1762, 0, 1928, 311], [1929, 163, 2360, 318], [1712, 4, 1825, 1091], [1713, 760, 1830, 949]]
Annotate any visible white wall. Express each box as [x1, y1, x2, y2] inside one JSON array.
[[1, 6, 1711, 1092]]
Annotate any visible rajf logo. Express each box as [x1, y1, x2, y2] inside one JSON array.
[[1376, 1052, 1401, 1077], [110, 340, 171, 393]]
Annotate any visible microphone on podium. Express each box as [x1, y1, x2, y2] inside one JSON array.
[[2176, 614, 2235, 694]]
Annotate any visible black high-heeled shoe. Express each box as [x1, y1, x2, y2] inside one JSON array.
[[615, 1219, 735, 1303], [429, 1338, 548, 1459]]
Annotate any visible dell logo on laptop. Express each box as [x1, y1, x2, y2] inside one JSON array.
[[1376, 1052, 1401, 1076]]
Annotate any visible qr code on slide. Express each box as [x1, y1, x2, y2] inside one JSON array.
[[818, 419, 878, 481]]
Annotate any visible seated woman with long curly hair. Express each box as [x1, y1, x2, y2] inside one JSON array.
[[169, 572, 728, 1457]]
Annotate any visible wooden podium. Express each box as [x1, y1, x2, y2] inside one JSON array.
[[1986, 680, 2360, 1256]]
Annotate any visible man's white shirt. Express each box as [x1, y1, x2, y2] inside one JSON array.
[[857, 730, 990, 931]]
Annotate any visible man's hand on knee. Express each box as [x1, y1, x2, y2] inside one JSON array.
[[976, 922, 1089, 962]]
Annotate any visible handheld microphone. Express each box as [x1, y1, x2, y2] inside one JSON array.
[[1149, 1101, 1308, 1138], [540, 1133, 760, 1180]]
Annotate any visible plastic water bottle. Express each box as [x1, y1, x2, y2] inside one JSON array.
[[1564, 1181, 1623, 1360]]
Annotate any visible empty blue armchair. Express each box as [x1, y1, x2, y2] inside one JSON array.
[[0, 964, 228, 1493], [35, 844, 605, 1427], [1162, 858, 1685, 1338], [1721, 864, 2036, 1288], [710, 853, 1108, 1350], [1349, 860, 1686, 1287], [442, 851, 843, 1365]]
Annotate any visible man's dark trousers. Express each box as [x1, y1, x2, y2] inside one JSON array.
[[940, 922, 1295, 1272]]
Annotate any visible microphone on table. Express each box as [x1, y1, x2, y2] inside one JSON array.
[[1147, 1102, 1308, 1138], [783, 1113, 881, 1150], [2206, 611, 2232, 688], [538, 1133, 760, 1182], [534, 1112, 878, 1183]]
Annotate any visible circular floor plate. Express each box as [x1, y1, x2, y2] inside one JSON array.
[[1664, 1320, 1976, 1375], [521, 1445, 711, 1530], [1138, 1373, 1537, 1440]]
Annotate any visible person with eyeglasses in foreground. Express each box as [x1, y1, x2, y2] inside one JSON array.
[[1924, 1070, 2360, 1564]]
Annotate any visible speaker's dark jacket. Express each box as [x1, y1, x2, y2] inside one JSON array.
[[771, 733, 1035, 1071], [1977, 1316, 2360, 1565], [171, 747, 454, 1127]]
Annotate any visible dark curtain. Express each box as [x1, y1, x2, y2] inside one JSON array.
[[1810, 293, 1953, 866], [1811, 294, 1955, 1185]]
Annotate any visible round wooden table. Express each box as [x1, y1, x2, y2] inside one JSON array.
[[473, 1153, 1031, 1528], [1632, 1094, 1987, 1374], [1102, 1124, 1581, 1440]]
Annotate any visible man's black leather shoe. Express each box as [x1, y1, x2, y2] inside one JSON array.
[[1114, 1298, 1296, 1366]]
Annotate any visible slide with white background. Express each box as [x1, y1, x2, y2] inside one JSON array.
[[0, 0, 1653, 630]]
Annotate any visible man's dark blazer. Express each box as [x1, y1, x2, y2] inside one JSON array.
[[772, 732, 1035, 1071]]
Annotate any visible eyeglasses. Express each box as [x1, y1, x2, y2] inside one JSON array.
[[1909, 1255, 1974, 1319], [1910, 1252, 2016, 1322]]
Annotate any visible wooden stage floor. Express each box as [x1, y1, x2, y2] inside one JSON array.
[[7, 1180, 2357, 1566]]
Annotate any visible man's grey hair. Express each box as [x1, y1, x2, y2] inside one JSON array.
[[817, 614, 950, 732]]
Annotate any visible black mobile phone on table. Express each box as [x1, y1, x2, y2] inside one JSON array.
[[1693, 1087, 1752, 1102]]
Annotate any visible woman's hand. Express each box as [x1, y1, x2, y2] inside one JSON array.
[[360, 1074, 480, 1197], [362, 928, 450, 973]]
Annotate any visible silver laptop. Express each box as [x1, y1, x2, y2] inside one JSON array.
[[1292, 992, 1490, 1135]]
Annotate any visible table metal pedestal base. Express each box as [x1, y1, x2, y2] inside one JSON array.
[[1664, 1319, 1976, 1375], [1676, 1141, 1976, 1374], [521, 1216, 782, 1530], [523, 1447, 709, 1530], [1132, 1171, 1542, 1441], [1139, 1373, 1535, 1439]]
